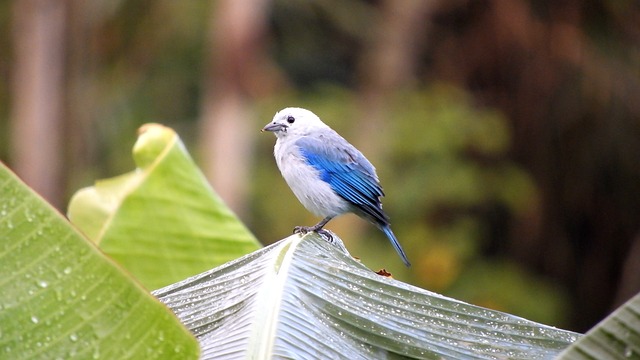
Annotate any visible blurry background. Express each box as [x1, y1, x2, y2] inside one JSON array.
[[1, 0, 639, 333]]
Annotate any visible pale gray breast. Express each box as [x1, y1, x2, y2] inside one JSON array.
[[273, 138, 350, 217]]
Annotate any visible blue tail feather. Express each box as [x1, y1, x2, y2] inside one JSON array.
[[381, 225, 411, 267]]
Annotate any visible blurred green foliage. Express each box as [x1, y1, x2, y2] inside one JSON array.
[[3, 0, 616, 330]]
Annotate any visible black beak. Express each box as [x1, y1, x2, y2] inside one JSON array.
[[262, 123, 288, 132]]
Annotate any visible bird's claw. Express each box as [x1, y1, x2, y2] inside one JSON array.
[[293, 225, 313, 234], [293, 226, 333, 241], [316, 229, 333, 241]]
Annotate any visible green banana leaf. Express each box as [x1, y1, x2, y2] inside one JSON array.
[[0, 162, 199, 359], [556, 292, 640, 359], [154, 232, 581, 359], [68, 123, 261, 290]]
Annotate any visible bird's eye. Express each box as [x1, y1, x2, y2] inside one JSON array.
[[286, 116, 295, 124]]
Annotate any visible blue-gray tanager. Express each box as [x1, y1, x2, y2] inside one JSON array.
[[262, 107, 411, 267]]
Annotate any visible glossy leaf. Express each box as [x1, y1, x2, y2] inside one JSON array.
[[154, 232, 580, 359], [0, 162, 199, 359], [557, 292, 640, 359], [68, 123, 261, 290]]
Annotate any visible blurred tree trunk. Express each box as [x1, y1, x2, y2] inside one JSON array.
[[63, 0, 102, 200], [10, 0, 67, 209], [199, 0, 271, 219], [356, 0, 435, 156]]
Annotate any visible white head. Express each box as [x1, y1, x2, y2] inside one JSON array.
[[262, 107, 329, 139]]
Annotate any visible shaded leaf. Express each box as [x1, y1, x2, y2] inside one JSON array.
[[154, 232, 580, 359], [68, 123, 261, 289], [557, 292, 640, 359], [0, 162, 199, 359]]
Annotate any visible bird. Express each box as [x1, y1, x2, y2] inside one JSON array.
[[262, 107, 411, 267]]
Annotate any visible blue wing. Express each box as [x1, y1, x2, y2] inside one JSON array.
[[295, 136, 389, 225]]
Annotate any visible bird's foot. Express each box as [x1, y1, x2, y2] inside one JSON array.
[[293, 226, 333, 241], [315, 229, 333, 241], [293, 225, 314, 234]]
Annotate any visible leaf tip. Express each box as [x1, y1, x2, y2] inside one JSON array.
[[133, 123, 177, 168]]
